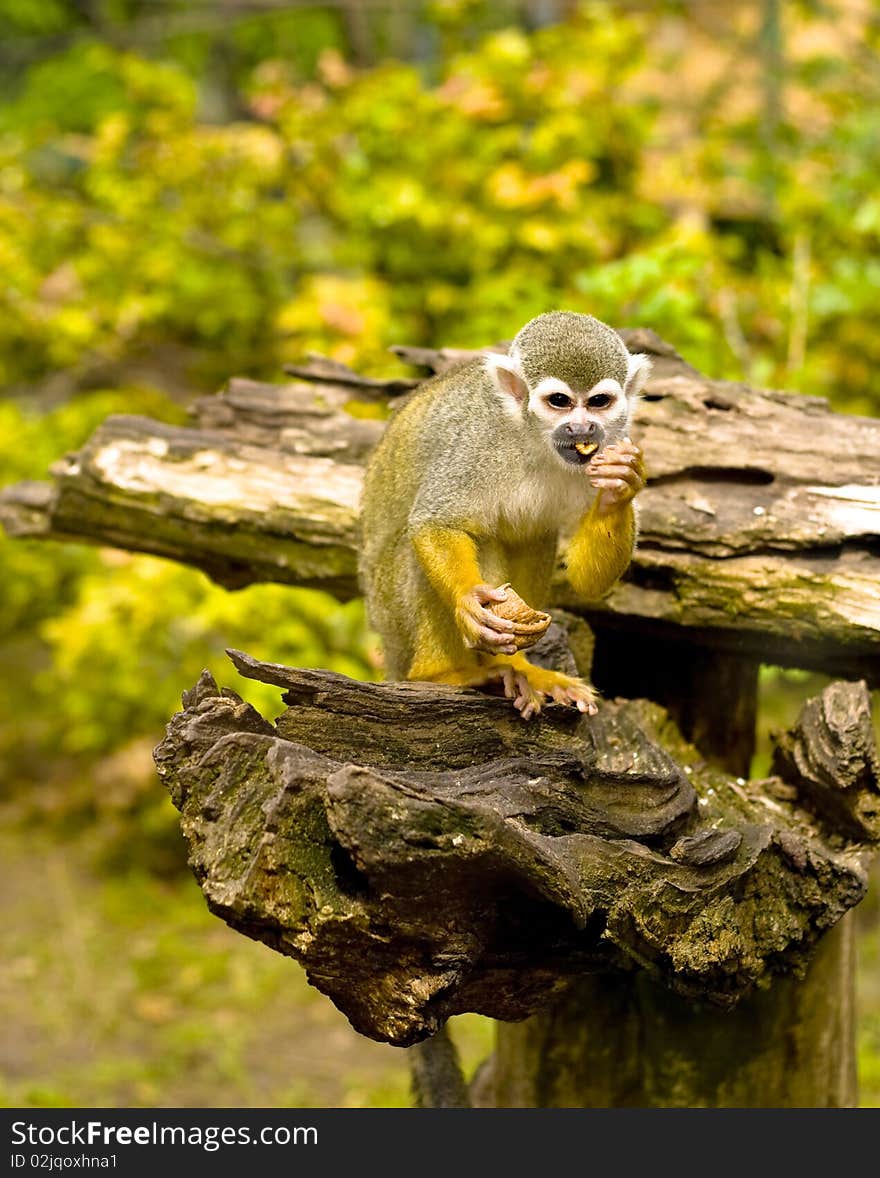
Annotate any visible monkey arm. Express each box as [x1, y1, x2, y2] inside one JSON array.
[[565, 499, 637, 602], [566, 440, 645, 601], [410, 525, 517, 655], [411, 526, 483, 606]]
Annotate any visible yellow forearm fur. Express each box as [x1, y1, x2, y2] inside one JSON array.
[[565, 501, 635, 602], [411, 525, 483, 607]]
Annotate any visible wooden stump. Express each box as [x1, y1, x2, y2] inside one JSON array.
[[154, 653, 877, 1105]]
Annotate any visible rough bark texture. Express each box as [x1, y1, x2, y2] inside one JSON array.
[[3, 330, 879, 677], [590, 627, 760, 777], [153, 652, 876, 1053], [479, 915, 857, 1108]]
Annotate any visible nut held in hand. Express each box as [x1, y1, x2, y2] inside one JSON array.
[[488, 583, 552, 650]]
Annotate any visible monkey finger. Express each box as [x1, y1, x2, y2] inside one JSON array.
[[482, 637, 519, 655], [464, 623, 517, 652], [607, 446, 643, 470], [475, 607, 517, 634], [596, 474, 643, 495], [589, 463, 639, 481], [589, 477, 628, 490], [511, 632, 539, 652], [516, 697, 540, 721], [473, 583, 509, 604], [600, 447, 637, 463], [621, 443, 645, 470], [459, 599, 515, 634]]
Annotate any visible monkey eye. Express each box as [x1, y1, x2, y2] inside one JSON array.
[[547, 392, 573, 409], [588, 392, 613, 408]]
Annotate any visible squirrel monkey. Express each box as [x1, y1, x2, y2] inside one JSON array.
[[359, 311, 650, 720]]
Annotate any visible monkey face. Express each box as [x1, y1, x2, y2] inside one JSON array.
[[527, 377, 629, 468], [484, 322, 651, 449]]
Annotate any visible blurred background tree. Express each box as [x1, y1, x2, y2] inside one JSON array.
[[1, 0, 878, 1107]]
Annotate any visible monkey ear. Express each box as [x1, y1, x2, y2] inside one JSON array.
[[624, 353, 652, 397], [484, 353, 529, 409]]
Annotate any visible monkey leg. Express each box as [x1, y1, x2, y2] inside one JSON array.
[[405, 526, 589, 722], [410, 526, 519, 659], [406, 600, 527, 684], [411, 652, 597, 723], [409, 662, 492, 688], [471, 536, 598, 719], [406, 602, 490, 684], [408, 657, 544, 722]]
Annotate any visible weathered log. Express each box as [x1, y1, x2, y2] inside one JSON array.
[[3, 414, 364, 595], [153, 652, 876, 1050], [771, 681, 880, 841], [4, 331, 879, 681]]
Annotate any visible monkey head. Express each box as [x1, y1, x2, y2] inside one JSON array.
[[484, 311, 651, 468]]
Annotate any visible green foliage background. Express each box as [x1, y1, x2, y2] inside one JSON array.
[[1, 0, 878, 1107]]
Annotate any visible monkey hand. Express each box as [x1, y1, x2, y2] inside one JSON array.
[[590, 436, 646, 516], [455, 584, 521, 656]]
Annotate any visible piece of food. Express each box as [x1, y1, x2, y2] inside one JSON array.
[[574, 441, 598, 457], [488, 583, 552, 650]]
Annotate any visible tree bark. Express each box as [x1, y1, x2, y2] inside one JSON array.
[[488, 646, 869, 1108], [480, 915, 857, 1107], [153, 652, 877, 1079]]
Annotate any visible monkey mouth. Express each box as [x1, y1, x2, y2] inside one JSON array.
[[556, 440, 600, 466]]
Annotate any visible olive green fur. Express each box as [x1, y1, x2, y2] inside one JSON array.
[[358, 356, 568, 678], [358, 312, 636, 682], [513, 311, 630, 392]]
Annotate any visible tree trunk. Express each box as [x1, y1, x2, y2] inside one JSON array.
[[590, 623, 759, 778], [482, 914, 856, 1107], [487, 645, 859, 1108], [154, 651, 876, 1113]]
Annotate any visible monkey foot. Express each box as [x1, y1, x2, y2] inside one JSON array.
[[499, 666, 544, 721], [496, 663, 599, 722], [546, 678, 599, 717]]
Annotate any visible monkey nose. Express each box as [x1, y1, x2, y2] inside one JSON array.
[[562, 421, 598, 437]]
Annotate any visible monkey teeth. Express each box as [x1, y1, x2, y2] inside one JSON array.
[[574, 442, 598, 457]]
